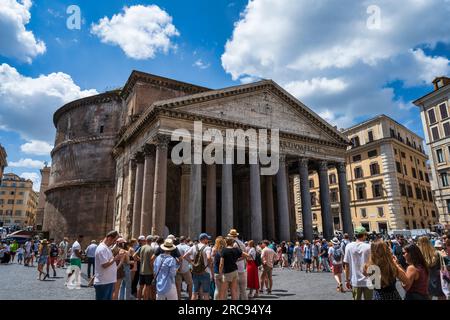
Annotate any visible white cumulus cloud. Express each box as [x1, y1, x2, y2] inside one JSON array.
[[8, 158, 45, 169], [0, 63, 98, 143], [19, 172, 40, 191], [91, 5, 179, 60], [221, 0, 450, 129], [20, 140, 53, 156], [193, 59, 211, 70], [0, 0, 46, 63]]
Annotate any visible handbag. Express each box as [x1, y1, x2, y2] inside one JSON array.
[[439, 253, 450, 298]]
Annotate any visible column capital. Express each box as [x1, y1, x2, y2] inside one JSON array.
[[318, 160, 328, 172], [154, 134, 171, 149], [336, 162, 347, 173], [133, 151, 145, 163], [299, 158, 309, 168], [142, 144, 155, 157]]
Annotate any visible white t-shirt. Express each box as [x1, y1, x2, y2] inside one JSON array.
[[186, 243, 211, 274], [343, 241, 371, 287], [177, 243, 192, 273], [233, 239, 246, 273], [94, 242, 117, 285], [70, 241, 81, 259]]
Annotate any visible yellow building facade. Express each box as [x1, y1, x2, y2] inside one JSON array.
[[294, 115, 439, 234], [0, 173, 38, 228]]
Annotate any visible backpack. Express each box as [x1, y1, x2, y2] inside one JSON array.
[[191, 244, 207, 275], [50, 243, 59, 257], [333, 247, 343, 262], [255, 251, 262, 267]]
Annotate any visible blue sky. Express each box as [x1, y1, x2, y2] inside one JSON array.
[[0, 0, 449, 190]]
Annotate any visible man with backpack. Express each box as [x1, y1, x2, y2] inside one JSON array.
[[340, 233, 350, 255], [47, 238, 58, 277], [183, 233, 213, 300], [328, 237, 344, 292]]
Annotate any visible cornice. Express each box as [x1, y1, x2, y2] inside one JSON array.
[[51, 135, 117, 157], [45, 179, 114, 195], [120, 70, 211, 100], [53, 90, 122, 127]]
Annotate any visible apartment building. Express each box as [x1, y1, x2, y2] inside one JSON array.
[[295, 115, 438, 234], [414, 76, 450, 229]]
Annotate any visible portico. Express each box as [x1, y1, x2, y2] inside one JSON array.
[[112, 79, 351, 241]]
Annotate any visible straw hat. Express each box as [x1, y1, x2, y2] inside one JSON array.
[[41, 239, 48, 245], [160, 238, 176, 251], [331, 237, 340, 245], [228, 229, 239, 237]]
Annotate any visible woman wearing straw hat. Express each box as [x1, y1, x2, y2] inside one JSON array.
[[154, 238, 179, 300], [37, 239, 49, 280]]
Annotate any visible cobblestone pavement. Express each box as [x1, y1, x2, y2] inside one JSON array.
[[0, 261, 357, 300]]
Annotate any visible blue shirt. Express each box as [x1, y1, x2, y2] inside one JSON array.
[[154, 254, 178, 295]]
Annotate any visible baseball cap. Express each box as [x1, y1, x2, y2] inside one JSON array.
[[138, 235, 145, 241], [354, 226, 367, 235], [199, 233, 211, 240]]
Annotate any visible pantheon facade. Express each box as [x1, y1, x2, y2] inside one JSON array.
[[43, 71, 353, 242]]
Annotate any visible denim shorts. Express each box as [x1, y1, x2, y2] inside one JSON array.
[[192, 272, 210, 293], [38, 255, 48, 265]]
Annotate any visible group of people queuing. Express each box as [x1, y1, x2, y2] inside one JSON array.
[[3, 226, 449, 301], [90, 228, 283, 300]]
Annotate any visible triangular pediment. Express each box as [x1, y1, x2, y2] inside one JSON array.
[[155, 82, 348, 145]]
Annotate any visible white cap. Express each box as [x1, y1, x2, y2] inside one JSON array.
[[138, 235, 145, 241], [167, 234, 176, 240], [434, 240, 443, 248]]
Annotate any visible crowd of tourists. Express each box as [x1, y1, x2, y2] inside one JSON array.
[[1, 227, 449, 301]]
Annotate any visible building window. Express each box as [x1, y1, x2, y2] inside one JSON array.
[[441, 172, 449, 187], [310, 192, 317, 206], [428, 189, 433, 202], [412, 168, 417, 179], [413, 221, 417, 229], [415, 185, 422, 199], [100, 125, 104, 134], [361, 223, 370, 232], [7, 199, 14, 204], [313, 213, 317, 221], [394, 148, 398, 155], [403, 207, 408, 216], [372, 181, 383, 198], [360, 208, 367, 218], [425, 173, 430, 182], [390, 128, 396, 138], [431, 126, 440, 141], [419, 171, 424, 181], [330, 189, 338, 203], [409, 207, 414, 216], [432, 210, 437, 217], [401, 151, 406, 158], [329, 174, 337, 185], [428, 109, 437, 124], [352, 154, 361, 162], [16, 200, 23, 204], [403, 165, 408, 176], [377, 207, 384, 217], [437, 149, 445, 163], [10, 191, 14, 195], [440, 103, 448, 119], [309, 179, 314, 188], [444, 122, 450, 137], [368, 131, 374, 142], [356, 183, 366, 200], [422, 189, 428, 201], [368, 150, 378, 158], [14, 210, 22, 216], [407, 185, 413, 198], [351, 136, 360, 147], [399, 183, 407, 196], [354, 167, 363, 179], [396, 161, 402, 173], [370, 162, 380, 175], [19, 192, 24, 195]]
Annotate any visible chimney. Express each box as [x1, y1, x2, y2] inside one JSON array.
[[432, 76, 450, 91]]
